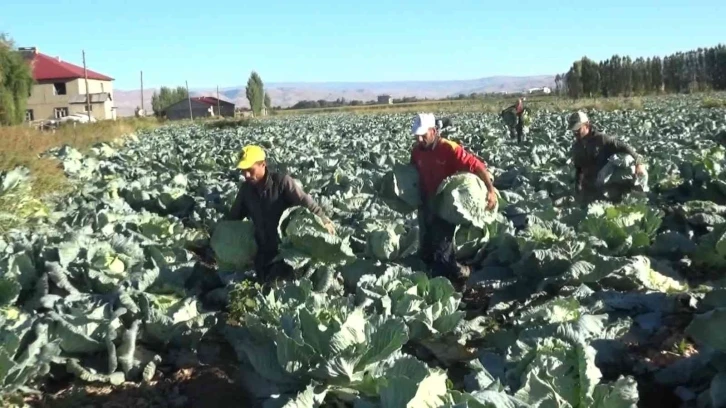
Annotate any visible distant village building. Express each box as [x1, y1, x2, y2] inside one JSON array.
[[163, 96, 235, 120], [19, 47, 116, 122], [377, 94, 393, 104], [527, 87, 552, 95], [233, 106, 267, 118], [235, 107, 253, 118]]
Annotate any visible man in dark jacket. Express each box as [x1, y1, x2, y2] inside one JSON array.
[[225, 145, 335, 283], [410, 113, 498, 287], [568, 111, 646, 204], [500, 98, 527, 143]]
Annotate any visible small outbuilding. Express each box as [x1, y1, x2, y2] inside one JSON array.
[[377, 94, 393, 104], [164, 96, 235, 120]]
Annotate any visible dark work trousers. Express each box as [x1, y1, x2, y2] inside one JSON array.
[[579, 180, 626, 207], [254, 246, 294, 284], [418, 205, 460, 281], [507, 118, 524, 143], [515, 120, 524, 143]]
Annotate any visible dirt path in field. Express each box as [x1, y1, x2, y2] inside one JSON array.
[[25, 337, 256, 408], [26, 364, 253, 408]]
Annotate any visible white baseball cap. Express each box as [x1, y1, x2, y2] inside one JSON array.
[[568, 111, 589, 131], [412, 113, 436, 136]]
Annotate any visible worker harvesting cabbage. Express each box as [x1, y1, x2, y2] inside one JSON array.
[[222, 145, 335, 283], [569, 111, 647, 205], [500, 98, 530, 143], [409, 113, 498, 286]]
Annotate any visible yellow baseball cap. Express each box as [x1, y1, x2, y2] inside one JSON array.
[[236, 145, 266, 169]]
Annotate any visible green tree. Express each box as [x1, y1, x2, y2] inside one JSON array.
[[565, 62, 583, 98], [621, 56, 633, 96], [264, 92, 271, 111], [554, 74, 562, 94], [579, 57, 601, 97], [599, 60, 611, 96], [615, 55, 626, 96], [561, 43, 726, 97], [559, 72, 570, 96], [650, 56, 663, 92], [713, 45, 726, 90], [632, 57, 646, 95], [246, 71, 264, 116], [0, 34, 35, 126], [150, 86, 188, 117]]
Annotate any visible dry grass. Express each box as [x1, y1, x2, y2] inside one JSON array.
[[202, 117, 256, 129], [0, 117, 160, 196], [275, 98, 506, 116], [703, 96, 726, 109], [274, 95, 649, 117], [546, 96, 645, 112]]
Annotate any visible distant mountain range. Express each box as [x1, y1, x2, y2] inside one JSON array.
[[113, 75, 555, 117]]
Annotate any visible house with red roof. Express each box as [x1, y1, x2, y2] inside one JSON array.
[[162, 96, 235, 120], [19, 47, 116, 122]]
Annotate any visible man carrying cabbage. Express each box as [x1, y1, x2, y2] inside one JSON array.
[[569, 111, 647, 204], [410, 113, 498, 285], [224, 145, 335, 282]]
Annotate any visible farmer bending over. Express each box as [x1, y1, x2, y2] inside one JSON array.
[[410, 113, 497, 286], [225, 145, 335, 283], [569, 111, 646, 205], [500, 98, 528, 143]]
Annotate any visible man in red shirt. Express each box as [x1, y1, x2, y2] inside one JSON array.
[[410, 113, 498, 286]]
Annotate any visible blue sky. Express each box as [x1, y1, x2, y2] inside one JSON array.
[[2, 0, 725, 90]]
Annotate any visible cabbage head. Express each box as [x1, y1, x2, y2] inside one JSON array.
[[596, 153, 649, 198], [434, 173, 500, 229], [378, 164, 421, 214], [210, 220, 257, 271], [521, 109, 532, 127], [366, 225, 418, 261]]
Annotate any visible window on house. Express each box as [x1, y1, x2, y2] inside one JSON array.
[[53, 82, 67, 95], [25, 110, 34, 122], [54, 107, 68, 118]]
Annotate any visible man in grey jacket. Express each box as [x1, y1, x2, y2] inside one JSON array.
[[569, 111, 646, 204]]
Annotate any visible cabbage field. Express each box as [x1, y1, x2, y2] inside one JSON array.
[[2, 96, 726, 407]]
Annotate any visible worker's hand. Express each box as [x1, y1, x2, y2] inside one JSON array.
[[635, 164, 646, 176], [324, 220, 336, 235], [486, 188, 498, 211]]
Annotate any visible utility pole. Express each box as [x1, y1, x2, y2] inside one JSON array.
[[140, 70, 144, 115], [216, 85, 221, 117], [82, 50, 91, 122], [186, 80, 193, 121]]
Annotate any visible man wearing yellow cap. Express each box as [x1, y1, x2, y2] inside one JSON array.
[[226, 145, 335, 282]]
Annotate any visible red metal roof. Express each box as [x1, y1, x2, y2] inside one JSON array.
[[192, 96, 232, 105], [26, 51, 113, 81]]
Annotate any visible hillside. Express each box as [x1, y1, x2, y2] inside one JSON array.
[[113, 75, 555, 116]]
